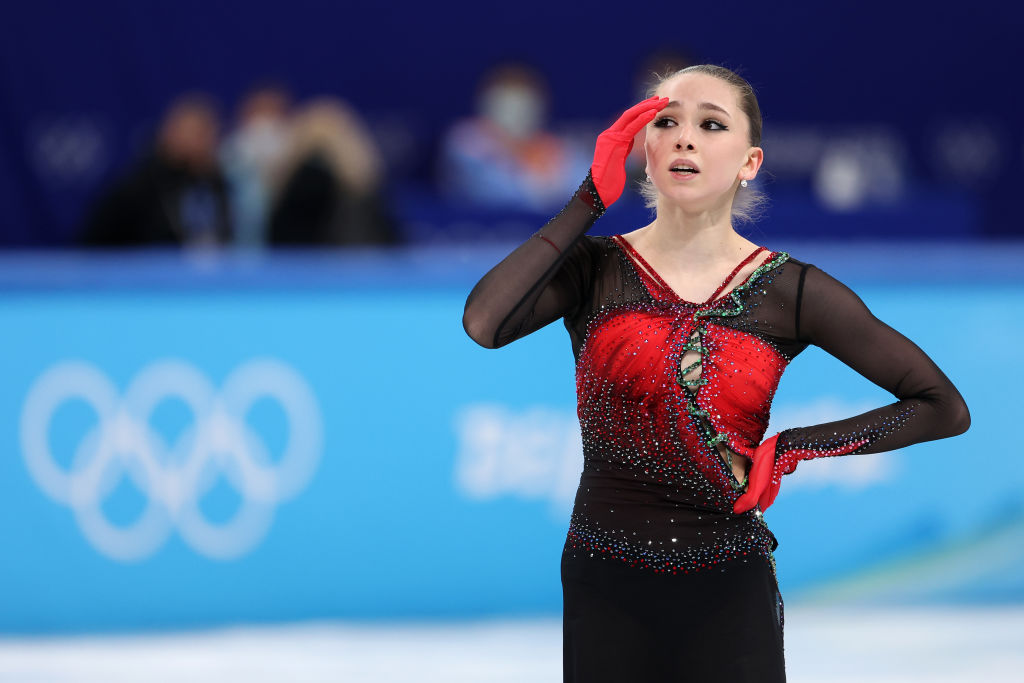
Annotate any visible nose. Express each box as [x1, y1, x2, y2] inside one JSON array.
[[674, 124, 695, 151]]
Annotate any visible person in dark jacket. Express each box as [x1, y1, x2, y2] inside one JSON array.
[[81, 93, 232, 247]]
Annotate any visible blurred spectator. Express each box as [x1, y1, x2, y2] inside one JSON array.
[[813, 132, 908, 211], [268, 98, 398, 246], [220, 84, 292, 248], [438, 63, 588, 211], [81, 93, 231, 247]]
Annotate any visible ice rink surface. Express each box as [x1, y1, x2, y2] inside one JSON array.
[[1, 606, 1021, 682]]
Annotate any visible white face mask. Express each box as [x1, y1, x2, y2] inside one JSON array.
[[234, 118, 288, 170], [480, 85, 544, 139]]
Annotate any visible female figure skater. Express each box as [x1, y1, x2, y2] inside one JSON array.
[[462, 64, 970, 682]]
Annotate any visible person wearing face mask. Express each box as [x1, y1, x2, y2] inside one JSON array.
[[220, 84, 292, 248], [439, 63, 588, 211], [462, 64, 970, 681]]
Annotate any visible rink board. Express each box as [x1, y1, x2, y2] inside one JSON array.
[[0, 244, 1016, 632]]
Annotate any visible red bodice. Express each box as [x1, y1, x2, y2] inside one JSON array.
[[576, 237, 790, 501]]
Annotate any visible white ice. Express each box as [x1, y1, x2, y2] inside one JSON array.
[[1, 606, 1021, 682]]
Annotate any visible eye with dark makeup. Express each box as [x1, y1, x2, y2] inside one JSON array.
[[652, 117, 728, 131]]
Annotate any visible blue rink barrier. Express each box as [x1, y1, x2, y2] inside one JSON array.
[[0, 243, 1017, 633]]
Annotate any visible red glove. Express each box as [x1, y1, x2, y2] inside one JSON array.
[[590, 95, 669, 207], [733, 433, 783, 514]]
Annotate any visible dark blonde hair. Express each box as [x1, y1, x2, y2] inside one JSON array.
[[638, 64, 768, 224]]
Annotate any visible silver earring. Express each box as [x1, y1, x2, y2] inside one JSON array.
[[740, 179, 748, 188], [646, 174, 651, 182]]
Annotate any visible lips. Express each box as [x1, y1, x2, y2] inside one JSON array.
[[668, 158, 700, 173]]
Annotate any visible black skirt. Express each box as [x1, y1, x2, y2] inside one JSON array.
[[561, 548, 786, 682]]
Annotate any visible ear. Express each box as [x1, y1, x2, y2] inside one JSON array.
[[739, 146, 764, 182]]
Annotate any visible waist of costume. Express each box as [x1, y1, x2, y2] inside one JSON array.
[[563, 448, 779, 578]]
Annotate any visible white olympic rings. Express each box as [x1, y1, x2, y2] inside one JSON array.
[[20, 358, 323, 562]]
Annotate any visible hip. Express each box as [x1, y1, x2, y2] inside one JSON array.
[[562, 497, 779, 579], [561, 548, 786, 681]]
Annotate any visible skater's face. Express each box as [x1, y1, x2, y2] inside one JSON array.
[[644, 73, 762, 214]]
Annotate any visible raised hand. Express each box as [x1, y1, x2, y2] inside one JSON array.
[[733, 433, 782, 514], [590, 95, 669, 207]]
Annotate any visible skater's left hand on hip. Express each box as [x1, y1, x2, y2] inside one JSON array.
[[733, 433, 782, 514]]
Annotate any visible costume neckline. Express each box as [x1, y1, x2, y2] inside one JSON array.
[[610, 234, 774, 306]]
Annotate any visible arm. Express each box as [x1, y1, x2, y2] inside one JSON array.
[[80, 174, 142, 246], [736, 263, 971, 513], [462, 173, 605, 348], [776, 263, 970, 463], [462, 95, 669, 349]]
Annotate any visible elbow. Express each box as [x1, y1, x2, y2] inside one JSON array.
[[462, 307, 498, 349], [950, 399, 971, 436], [938, 390, 970, 437]]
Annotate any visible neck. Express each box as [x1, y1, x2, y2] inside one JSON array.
[[639, 197, 754, 270]]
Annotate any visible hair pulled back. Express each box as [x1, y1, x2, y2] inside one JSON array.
[[638, 64, 768, 224]]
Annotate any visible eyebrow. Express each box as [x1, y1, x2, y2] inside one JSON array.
[[665, 100, 732, 117]]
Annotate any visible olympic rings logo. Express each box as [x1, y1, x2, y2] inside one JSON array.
[[20, 359, 323, 562]]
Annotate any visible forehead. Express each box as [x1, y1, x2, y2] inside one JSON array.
[[655, 72, 739, 111]]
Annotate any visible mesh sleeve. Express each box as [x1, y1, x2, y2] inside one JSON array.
[[773, 263, 971, 477], [462, 172, 605, 349]]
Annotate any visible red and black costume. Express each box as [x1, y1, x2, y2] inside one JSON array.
[[463, 172, 969, 682]]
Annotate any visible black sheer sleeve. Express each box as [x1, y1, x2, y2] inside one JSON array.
[[773, 263, 971, 475], [463, 173, 606, 349]]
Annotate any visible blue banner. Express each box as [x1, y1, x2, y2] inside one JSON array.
[[0, 245, 1015, 633]]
